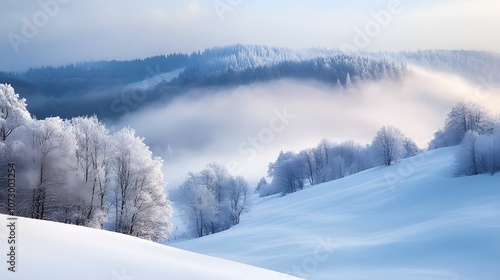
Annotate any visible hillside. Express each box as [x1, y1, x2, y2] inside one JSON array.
[[2, 46, 498, 120], [0, 214, 302, 280], [172, 147, 500, 280]]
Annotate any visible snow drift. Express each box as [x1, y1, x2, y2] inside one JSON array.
[[0, 214, 302, 280]]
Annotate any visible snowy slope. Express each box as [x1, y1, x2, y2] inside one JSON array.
[[172, 147, 500, 280], [0, 214, 302, 280]]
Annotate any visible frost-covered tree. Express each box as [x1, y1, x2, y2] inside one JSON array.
[[0, 84, 33, 213], [371, 126, 406, 166], [26, 117, 78, 221], [474, 134, 497, 175], [111, 127, 172, 241], [256, 176, 282, 197], [268, 151, 304, 195], [173, 163, 251, 238], [456, 122, 500, 176], [255, 177, 268, 193], [260, 128, 420, 197], [334, 140, 369, 176], [345, 73, 353, 90], [403, 137, 421, 158], [204, 162, 230, 204], [430, 102, 493, 149], [0, 84, 31, 141], [174, 178, 218, 238], [128, 156, 172, 242], [312, 139, 332, 183], [425, 102, 500, 176], [227, 176, 250, 224], [71, 116, 112, 228], [456, 130, 480, 176], [0, 85, 173, 241], [299, 149, 316, 185]]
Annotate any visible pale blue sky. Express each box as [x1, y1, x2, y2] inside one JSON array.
[[1, 0, 499, 71]]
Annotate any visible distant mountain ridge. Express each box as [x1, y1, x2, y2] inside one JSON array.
[[1, 45, 499, 119]]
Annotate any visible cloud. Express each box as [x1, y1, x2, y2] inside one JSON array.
[[116, 66, 500, 189]]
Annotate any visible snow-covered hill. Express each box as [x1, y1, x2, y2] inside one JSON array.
[[172, 147, 500, 280], [0, 215, 302, 280]]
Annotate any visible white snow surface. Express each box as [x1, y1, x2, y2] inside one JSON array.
[[172, 147, 500, 280], [0, 214, 302, 279]]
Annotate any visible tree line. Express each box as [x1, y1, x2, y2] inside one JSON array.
[[257, 126, 420, 197], [257, 101, 499, 198], [172, 163, 251, 238], [171, 52, 406, 88], [429, 101, 500, 175], [0, 84, 172, 241]]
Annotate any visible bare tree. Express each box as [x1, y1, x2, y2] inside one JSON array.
[[111, 127, 172, 241], [299, 149, 316, 185], [173, 164, 251, 238], [71, 116, 112, 228], [27, 117, 77, 220], [460, 123, 500, 176], [173, 178, 218, 238], [372, 126, 405, 166], [430, 102, 493, 149], [271, 151, 304, 194], [456, 131, 480, 176], [227, 176, 250, 224]]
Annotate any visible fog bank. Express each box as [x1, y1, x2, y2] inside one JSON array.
[[117, 66, 500, 189]]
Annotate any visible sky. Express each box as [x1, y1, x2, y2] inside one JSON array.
[[1, 0, 500, 71]]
